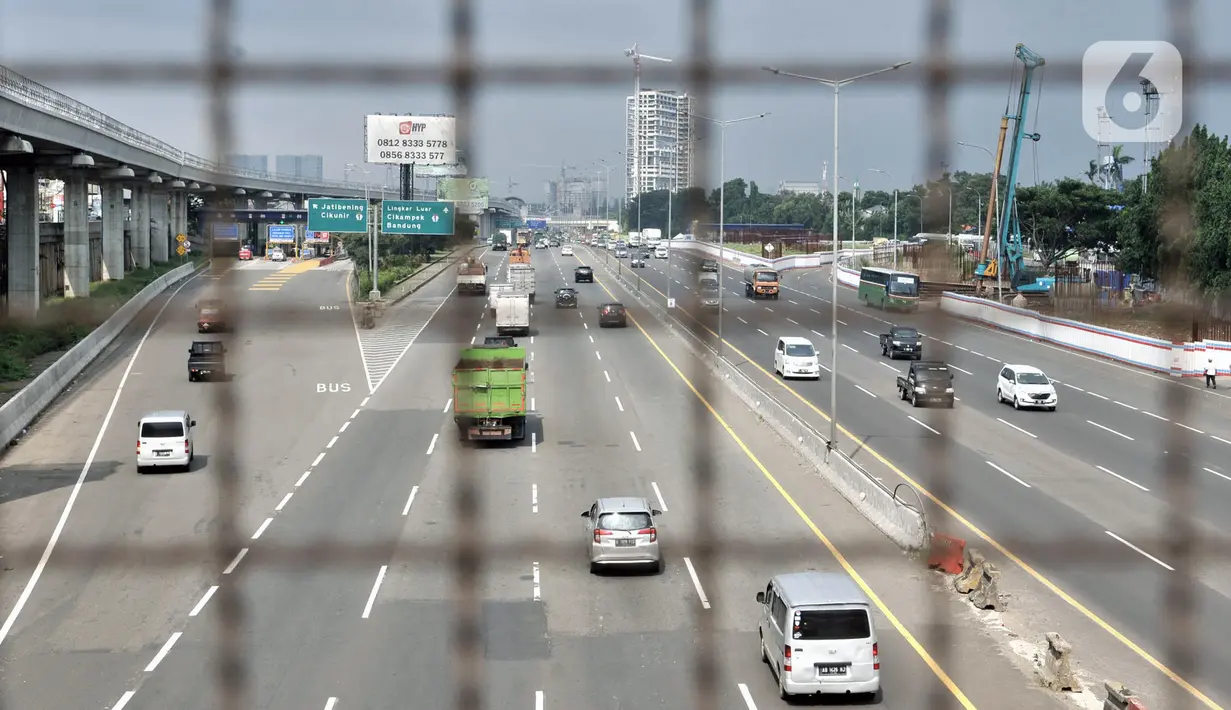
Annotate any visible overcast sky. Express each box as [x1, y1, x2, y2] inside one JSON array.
[[3, 0, 1229, 201]]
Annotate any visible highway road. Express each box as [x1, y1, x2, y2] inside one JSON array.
[[0, 259, 366, 708], [612, 242, 1231, 708], [0, 247, 1078, 707]]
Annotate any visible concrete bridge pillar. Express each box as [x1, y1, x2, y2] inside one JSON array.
[[101, 182, 126, 281], [63, 172, 90, 298], [131, 184, 151, 269], [150, 189, 170, 263], [176, 191, 190, 240], [4, 167, 41, 319]]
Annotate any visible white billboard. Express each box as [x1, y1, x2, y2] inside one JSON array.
[[364, 115, 457, 166], [437, 178, 489, 215]]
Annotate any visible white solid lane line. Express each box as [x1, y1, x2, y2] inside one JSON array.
[[362, 565, 388, 619], [987, 461, 1032, 488], [908, 416, 940, 435], [1212, 435, 1231, 446], [532, 562, 541, 600], [1204, 467, 1231, 482], [111, 691, 136, 710], [841, 344, 858, 353], [629, 431, 642, 452], [189, 586, 218, 617], [536, 690, 545, 710], [854, 385, 877, 399], [1105, 531, 1174, 570], [324, 698, 339, 710], [651, 481, 669, 511], [1088, 391, 1110, 401], [1096, 465, 1150, 492], [426, 433, 439, 455], [402, 485, 419, 516], [996, 417, 1038, 439], [1115, 401, 1139, 411], [1177, 422, 1205, 434], [223, 548, 248, 575], [251, 517, 273, 540], [682, 557, 712, 609], [1088, 420, 1135, 441], [949, 364, 974, 376], [879, 362, 900, 373], [144, 632, 183, 672], [737, 683, 759, 709], [1142, 411, 1169, 421]]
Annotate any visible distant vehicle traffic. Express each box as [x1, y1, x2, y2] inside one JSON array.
[[196, 298, 228, 332], [700, 259, 719, 272], [630, 252, 647, 268], [269, 247, 286, 262], [495, 293, 531, 336], [561, 245, 574, 256], [452, 345, 529, 441], [996, 364, 1057, 411], [743, 265, 780, 299], [582, 497, 663, 574], [858, 266, 920, 311], [654, 245, 669, 259], [136, 410, 196, 473], [238, 246, 252, 260], [554, 287, 578, 308]]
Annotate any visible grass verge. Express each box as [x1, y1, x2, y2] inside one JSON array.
[[0, 258, 201, 384]]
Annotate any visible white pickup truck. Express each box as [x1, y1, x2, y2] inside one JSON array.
[[495, 293, 531, 336], [507, 263, 536, 303]]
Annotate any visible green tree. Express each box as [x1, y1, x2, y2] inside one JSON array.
[[1016, 178, 1117, 273]]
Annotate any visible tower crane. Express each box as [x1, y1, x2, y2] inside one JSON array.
[[976, 43, 1048, 294]]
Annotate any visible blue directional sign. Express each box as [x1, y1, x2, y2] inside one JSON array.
[[307, 198, 368, 233], [526, 219, 547, 229], [381, 200, 455, 236], [268, 224, 296, 242], [211, 223, 240, 240]]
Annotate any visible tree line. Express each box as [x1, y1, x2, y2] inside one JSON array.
[[622, 122, 1231, 295]]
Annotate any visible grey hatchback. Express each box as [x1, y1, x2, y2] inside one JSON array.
[[582, 497, 663, 574]]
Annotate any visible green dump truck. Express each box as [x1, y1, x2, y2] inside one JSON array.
[[452, 345, 529, 441]]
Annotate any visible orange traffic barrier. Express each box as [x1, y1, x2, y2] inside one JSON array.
[[927, 532, 966, 574]]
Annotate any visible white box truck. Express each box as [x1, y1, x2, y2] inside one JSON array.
[[495, 293, 531, 336], [642, 228, 662, 248], [628, 231, 643, 247], [488, 283, 513, 315], [507, 263, 536, 303]]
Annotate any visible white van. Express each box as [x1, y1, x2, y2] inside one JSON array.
[[136, 410, 196, 473], [756, 572, 880, 699], [654, 245, 669, 259]]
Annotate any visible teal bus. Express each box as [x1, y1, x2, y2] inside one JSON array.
[[858, 266, 920, 310]]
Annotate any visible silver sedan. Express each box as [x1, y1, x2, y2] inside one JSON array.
[[582, 496, 663, 574]]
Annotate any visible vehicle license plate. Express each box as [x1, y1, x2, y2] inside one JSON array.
[[615, 539, 635, 547]]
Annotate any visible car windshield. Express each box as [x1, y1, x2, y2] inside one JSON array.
[[603, 305, 623, 313], [597, 511, 652, 531], [141, 421, 184, 438], [888, 275, 919, 295], [755, 271, 777, 282], [917, 369, 950, 381], [792, 609, 871, 640], [701, 284, 719, 294], [1017, 372, 1050, 385], [785, 344, 814, 357], [891, 328, 919, 338]]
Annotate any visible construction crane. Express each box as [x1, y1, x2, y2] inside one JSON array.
[[976, 43, 1048, 294]]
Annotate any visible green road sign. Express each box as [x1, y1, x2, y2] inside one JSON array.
[[381, 200, 455, 236], [307, 198, 368, 232]]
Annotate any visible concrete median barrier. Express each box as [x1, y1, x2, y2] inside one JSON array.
[[968, 562, 1003, 610], [0, 260, 203, 450], [1037, 631, 1079, 692], [596, 253, 929, 552]]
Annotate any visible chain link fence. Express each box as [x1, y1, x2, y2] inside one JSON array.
[[0, 0, 1224, 708]]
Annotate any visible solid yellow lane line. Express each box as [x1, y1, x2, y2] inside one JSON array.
[[593, 271, 978, 710], [613, 254, 1224, 710]]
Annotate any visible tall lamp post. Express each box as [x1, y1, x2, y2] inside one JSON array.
[[624, 44, 672, 237], [868, 168, 898, 269], [763, 61, 912, 451], [347, 162, 378, 298], [695, 113, 770, 359]]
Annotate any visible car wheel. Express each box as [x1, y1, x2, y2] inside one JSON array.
[[881, 344, 887, 356], [1013, 395, 1021, 410], [760, 631, 769, 663], [589, 562, 600, 575], [652, 559, 664, 575], [996, 387, 1003, 403], [911, 392, 919, 407]]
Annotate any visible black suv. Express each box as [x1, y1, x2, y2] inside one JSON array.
[[700, 259, 719, 272], [555, 287, 578, 308], [598, 303, 628, 328], [574, 266, 594, 283]]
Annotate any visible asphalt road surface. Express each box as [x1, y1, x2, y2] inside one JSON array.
[[0, 250, 1076, 709], [609, 243, 1231, 709]]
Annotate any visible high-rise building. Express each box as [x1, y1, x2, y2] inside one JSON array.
[[778, 181, 821, 196], [225, 154, 268, 173], [625, 89, 693, 201], [275, 154, 324, 180]]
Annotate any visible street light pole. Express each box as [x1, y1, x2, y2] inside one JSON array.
[[763, 61, 912, 452], [696, 112, 771, 361], [869, 168, 898, 270]]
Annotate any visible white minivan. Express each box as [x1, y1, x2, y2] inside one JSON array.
[[137, 410, 196, 473], [757, 571, 880, 700], [774, 336, 820, 380], [654, 245, 669, 259]]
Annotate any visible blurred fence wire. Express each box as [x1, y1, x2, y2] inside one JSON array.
[[0, 0, 1222, 708]]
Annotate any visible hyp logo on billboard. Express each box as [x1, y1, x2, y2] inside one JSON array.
[[1082, 41, 1182, 143]]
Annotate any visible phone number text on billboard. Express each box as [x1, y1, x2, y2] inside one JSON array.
[[365, 115, 457, 166]]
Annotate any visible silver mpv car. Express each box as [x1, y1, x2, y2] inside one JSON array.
[[582, 497, 663, 574]]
